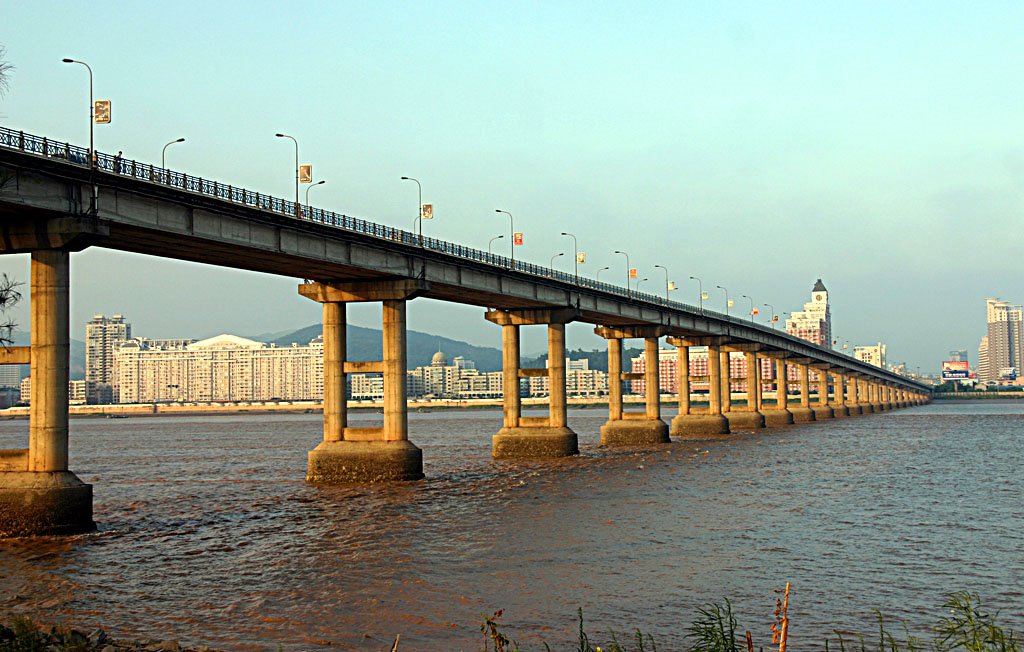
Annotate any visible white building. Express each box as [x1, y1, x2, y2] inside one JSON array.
[[980, 298, 1023, 382], [853, 343, 887, 368], [527, 358, 609, 398], [113, 334, 323, 403], [86, 314, 131, 404], [785, 279, 832, 348]]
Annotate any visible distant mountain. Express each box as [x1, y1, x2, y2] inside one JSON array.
[[271, 324, 504, 372], [523, 347, 643, 373]]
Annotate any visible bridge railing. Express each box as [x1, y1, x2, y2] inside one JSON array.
[[0, 125, 911, 381]]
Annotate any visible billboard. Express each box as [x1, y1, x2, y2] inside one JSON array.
[[941, 360, 970, 380]]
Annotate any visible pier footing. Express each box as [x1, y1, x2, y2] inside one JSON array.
[[725, 411, 765, 431], [493, 427, 578, 459], [0, 472, 94, 538], [763, 409, 794, 427], [790, 407, 816, 423], [307, 440, 424, 483], [670, 414, 730, 437], [600, 419, 670, 446]]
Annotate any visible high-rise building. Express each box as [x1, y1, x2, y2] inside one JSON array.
[[980, 298, 1023, 382], [853, 343, 887, 368], [85, 314, 131, 404], [786, 279, 832, 348], [978, 336, 990, 382]]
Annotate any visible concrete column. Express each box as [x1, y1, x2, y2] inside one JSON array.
[[764, 357, 794, 427], [548, 324, 567, 428], [727, 350, 765, 430], [719, 350, 732, 413], [708, 344, 723, 416], [644, 337, 660, 420], [1, 250, 94, 537], [677, 344, 690, 416], [813, 368, 834, 419], [607, 337, 623, 421], [832, 372, 849, 417], [791, 363, 816, 422], [502, 324, 521, 428], [29, 250, 70, 472], [382, 300, 408, 441], [322, 301, 346, 443], [860, 379, 874, 413]]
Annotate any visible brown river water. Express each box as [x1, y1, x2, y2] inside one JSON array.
[[0, 402, 1022, 650]]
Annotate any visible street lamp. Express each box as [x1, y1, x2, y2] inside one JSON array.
[[61, 58, 94, 167], [596, 266, 610, 281], [741, 294, 755, 322], [560, 232, 578, 281], [550, 252, 564, 272], [400, 176, 423, 245], [305, 179, 325, 206], [162, 137, 185, 171], [636, 277, 649, 294], [614, 250, 630, 296], [716, 285, 730, 316], [690, 276, 703, 311], [488, 234, 504, 255], [654, 264, 670, 301], [495, 209, 514, 265], [763, 303, 776, 328], [274, 133, 299, 215]]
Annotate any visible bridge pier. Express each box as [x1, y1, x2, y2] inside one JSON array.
[[300, 280, 426, 483], [0, 250, 94, 537], [831, 371, 850, 417], [811, 365, 834, 419], [670, 338, 729, 436], [790, 362, 816, 422], [762, 356, 794, 426], [724, 348, 765, 430], [595, 327, 670, 446], [487, 309, 579, 458]]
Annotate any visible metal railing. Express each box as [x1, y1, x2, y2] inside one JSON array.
[[0, 126, 925, 389]]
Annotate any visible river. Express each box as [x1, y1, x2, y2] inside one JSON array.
[[1, 401, 1021, 650]]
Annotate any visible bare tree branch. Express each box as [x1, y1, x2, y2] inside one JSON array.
[[0, 274, 23, 347], [0, 45, 13, 97]]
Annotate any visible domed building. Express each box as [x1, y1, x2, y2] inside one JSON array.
[[430, 349, 448, 367]]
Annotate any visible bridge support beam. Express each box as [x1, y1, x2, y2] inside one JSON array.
[[789, 362, 816, 422], [812, 366, 834, 419], [669, 338, 729, 436], [846, 376, 862, 415], [762, 357, 794, 427], [0, 250, 94, 537], [594, 327, 669, 446], [487, 309, 579, 458], [724, 348, 764, 431], [831, 371, 850, 417], [300, 280, 426, 483]]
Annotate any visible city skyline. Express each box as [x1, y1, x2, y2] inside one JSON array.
[[2, 3, 1022, 370]]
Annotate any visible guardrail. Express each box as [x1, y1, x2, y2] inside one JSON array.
[[0, 125, 927, 389]]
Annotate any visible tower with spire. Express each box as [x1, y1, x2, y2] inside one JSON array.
[[785, 279, 832, 348]]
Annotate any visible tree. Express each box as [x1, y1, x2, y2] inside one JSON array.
[[0, 45, 12, 97], [0, 274, 21, 347]]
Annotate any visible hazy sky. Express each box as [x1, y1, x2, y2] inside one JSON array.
[[2, 2, 1021, 368]]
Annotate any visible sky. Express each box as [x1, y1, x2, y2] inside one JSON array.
[[1, 2, 1022, 370]]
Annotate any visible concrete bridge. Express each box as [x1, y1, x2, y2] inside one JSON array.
[[0, 127, 930, 537]]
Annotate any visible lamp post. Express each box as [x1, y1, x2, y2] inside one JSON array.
[[305, 179, 325, 206], [274, 133, 299, 215], [763, 303, 776, 328], [690, 276, 703, 311], [488, 234, 504, 255], [614, 250, 630, 296], [495, 209, 514, 265], [61, 58, 94, 167], [741, 294, 755, 322], [400, 176, 423, 245], [716, 285, 730, 316], [596, 266, 610, 281], [162, 137, 185, 171], [654, 264, 670, 301], [560, 232, 578, 282], [549, 252, 564, 272], [636, 277, 649, 294]]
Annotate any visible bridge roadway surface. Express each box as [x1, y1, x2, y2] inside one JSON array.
[[0, 126, 924, 389], [0, 126, 930, 537]]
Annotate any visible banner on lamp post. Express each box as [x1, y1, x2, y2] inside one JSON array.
[[628, 268, 638, 279], [298, 164, 312, 183], [94, 100, 111, 124], [576, 252, 586, 264], [421, 203, 433, 220], [513, 232, 524, 245]]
